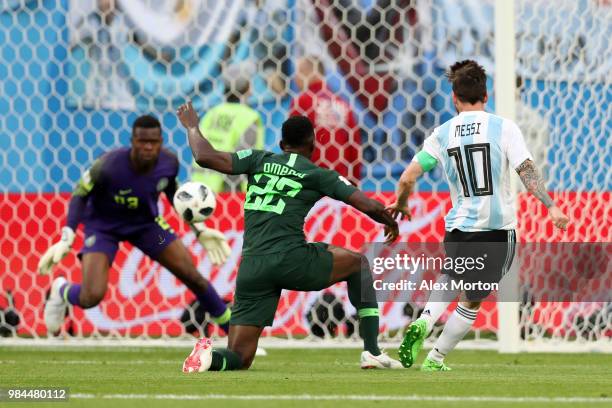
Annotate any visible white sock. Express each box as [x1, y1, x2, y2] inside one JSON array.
[[428, 304, 479, 363], [419, 302, 450, 335], [418, 275, 460, 334]]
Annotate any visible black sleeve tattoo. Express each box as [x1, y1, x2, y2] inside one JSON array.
[[516, 159, 555, 208]]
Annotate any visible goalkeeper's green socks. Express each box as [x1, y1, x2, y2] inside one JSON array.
[[209, 348, 242, 371]]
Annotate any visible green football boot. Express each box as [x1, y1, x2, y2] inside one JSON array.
[[398, 318, 427, 368], [420, 357, 452, 372]]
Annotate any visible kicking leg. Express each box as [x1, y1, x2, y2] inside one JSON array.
[[399, 274, 460, 368], [420, 228, 511, 370], [422, 297, 481, 371], [155, 239, 231, 332], [418, 274, 461, 333]]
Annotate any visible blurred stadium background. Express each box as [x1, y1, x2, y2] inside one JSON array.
[[0, 0, 610, 352]]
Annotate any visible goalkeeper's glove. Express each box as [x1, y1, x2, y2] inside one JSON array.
[[194, 226, 231, 266], [37, 226, 75, 275]]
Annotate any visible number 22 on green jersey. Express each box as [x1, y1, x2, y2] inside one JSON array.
[[244, 174, 303, 214]]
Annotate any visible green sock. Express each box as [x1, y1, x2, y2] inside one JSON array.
[[209, 348, 242, 371], [345, 269, 381, 356], [358, 309, 381, 356]]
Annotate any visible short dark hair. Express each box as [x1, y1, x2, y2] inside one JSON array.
[[132, 114, 161, 135], [282, 116, 314, 147], [447, 60, 487, 104]]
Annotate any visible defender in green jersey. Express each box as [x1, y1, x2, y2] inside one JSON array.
[[177, 102, 401, 372]]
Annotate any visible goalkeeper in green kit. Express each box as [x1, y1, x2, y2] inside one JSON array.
[[177, 101, 402, 372]]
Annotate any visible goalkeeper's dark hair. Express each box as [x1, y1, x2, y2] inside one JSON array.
[[282, 115, 314, 147], [132, 114, 161, 135], [447, 60, 487, 104]]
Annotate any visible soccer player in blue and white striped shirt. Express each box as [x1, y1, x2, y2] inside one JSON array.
[[388, 60, 569, 371]]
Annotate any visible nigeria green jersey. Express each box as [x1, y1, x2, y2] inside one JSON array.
[[231, 149, 358, 256]]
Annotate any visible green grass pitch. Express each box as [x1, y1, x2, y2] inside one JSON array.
[[1, 347, 610, 408]]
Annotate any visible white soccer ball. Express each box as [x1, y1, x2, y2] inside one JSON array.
[[173, 182, 216, 223]]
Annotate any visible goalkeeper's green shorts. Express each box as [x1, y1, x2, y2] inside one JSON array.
[[230, 242, 333, 327]]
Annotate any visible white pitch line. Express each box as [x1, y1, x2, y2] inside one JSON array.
[[0, 360, 600, 369], [69, 393, 612, 404], [0, 360, 179, 365]]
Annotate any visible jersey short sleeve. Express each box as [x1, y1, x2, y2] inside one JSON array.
[[317, 168, 358, 203], [502, 120, 533, 169], [231, 149, 268, 175], [411, 127, 441, 171], [419, 127, 442, 162]]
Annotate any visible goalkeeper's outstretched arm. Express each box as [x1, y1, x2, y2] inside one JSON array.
[[177, 101, 234, 175], [65, 157, 103, 230], [37, 161, 100, 275], [66, 194, 88, 232]]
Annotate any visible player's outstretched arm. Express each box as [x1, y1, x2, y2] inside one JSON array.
[[386, 161, 424, 221], [516, 159, 569, 229], [347, 191, 399, 244], [37, 165, 97, 275], [177, 101, 234, 174]]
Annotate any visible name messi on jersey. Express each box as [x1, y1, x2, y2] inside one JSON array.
[[455, 122, 482, 138], [263, 162, 306, 179]]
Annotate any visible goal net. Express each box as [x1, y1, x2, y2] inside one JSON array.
[[0, 0, 609, 351]]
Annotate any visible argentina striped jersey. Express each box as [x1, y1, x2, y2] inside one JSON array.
[[415, 111, 532, 231]]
